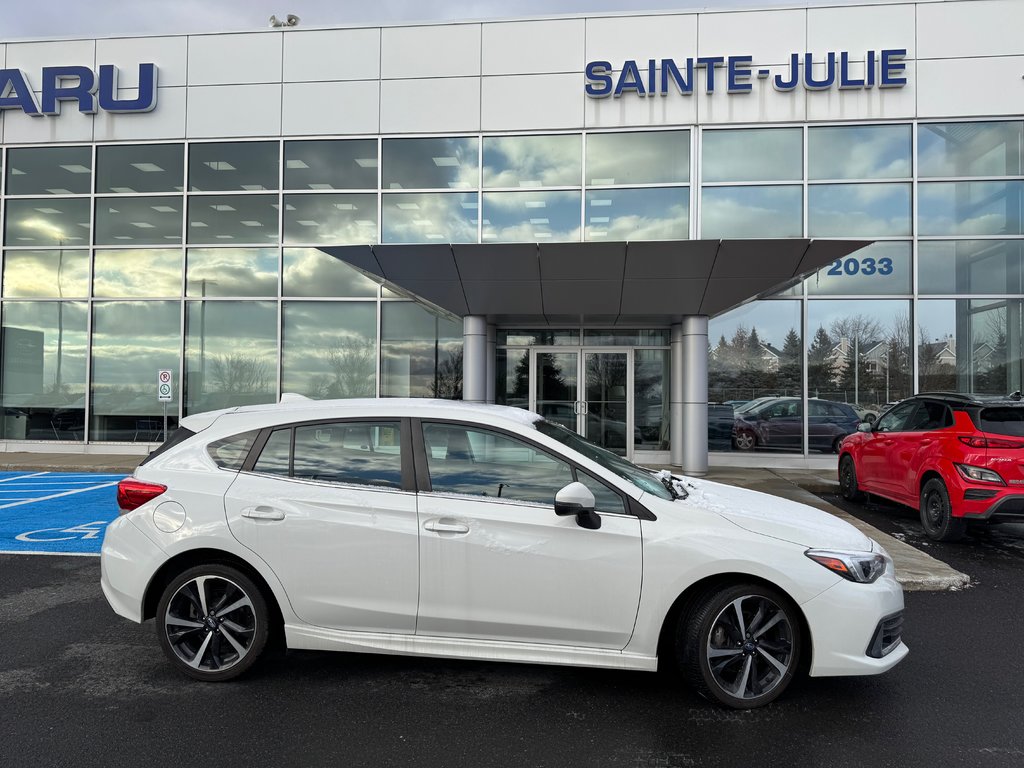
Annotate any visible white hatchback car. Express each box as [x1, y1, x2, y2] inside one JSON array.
[[102, 397, 907, 708]]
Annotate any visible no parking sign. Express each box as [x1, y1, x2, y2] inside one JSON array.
[[158, 369, 173, 402]]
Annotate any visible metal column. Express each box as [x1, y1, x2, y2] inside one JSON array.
[[463, 315, 488, 403], [674, 316, 709, 476], [486, 323, 496, 404]]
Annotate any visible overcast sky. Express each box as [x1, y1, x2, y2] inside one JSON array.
[[6, 0, 887, 40]]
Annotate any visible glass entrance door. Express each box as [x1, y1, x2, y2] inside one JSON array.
[[530, 348, 633, 457]]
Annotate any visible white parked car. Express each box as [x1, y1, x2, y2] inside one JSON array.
[[102, 397, 907, 708]]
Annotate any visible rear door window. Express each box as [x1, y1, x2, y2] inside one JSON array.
[[292, 422, 403, 488], [979, 407, 1024, 437], [875, 401, 917, 432]]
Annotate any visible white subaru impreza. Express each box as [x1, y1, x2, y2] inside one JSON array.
[[101, 397, 906, 708]]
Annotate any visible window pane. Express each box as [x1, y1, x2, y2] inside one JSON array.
[[381, 192, 477, 244], [808, 125, 911, 179], [576, 469, 626, 515], [806, 242, 911, 296], [809, 183, 911, 237], [95, 195, 183, 244], [186, 248, 278, 297], [94, 249, 183, 297], [483, 134, 580, 188], [496, 348, 529, 409], [382, 137, 478, 190], [282, 302, 377, 398], [497, 329, 579, 346], [918, 298, 1024, 394], [207, 430, 259, 470], [587, 130, 689, 185], [6, 146, 91, 195], [0, 301, 87, 440], [381, 303, 462, 398], [96, 143, 184, 193], [292, 421, 402, 488], [918, 122, 1024, 177], [90, 301, 181, 441], [5, 198, 90, 246], [283, 247, 380, 297], [709, 300, 802, 452], [918, 181, 1024, 235], [189, 141, 279, 191], [284, 139, 377, 190], [807, 299, 912, 418], [635, 349, 670, 451], [918, 240, 1024, 295], [4, 250, 89, 297], [584, 330, 670, 346], [585, 187, 688, 241], [253, 428, 291, 476], [282, 193, 377, 245], [482, 191, 580, 242], [187, 194, 279, 243], [423, 422, 570, 505], [185, 300, 277, 414], [701, 186, 802, 238], [702, 128, 801, 182]]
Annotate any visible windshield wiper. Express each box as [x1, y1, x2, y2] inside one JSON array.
[[654, 469, 688, 500]]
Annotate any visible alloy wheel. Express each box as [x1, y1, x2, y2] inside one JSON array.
[[164, 575, 258, 672]]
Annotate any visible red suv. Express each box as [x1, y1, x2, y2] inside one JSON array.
[[838, 393, 1024, 541]]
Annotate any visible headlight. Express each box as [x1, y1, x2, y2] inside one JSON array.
[[805, 549, 887, 583], [954, 463, 1005, 484]]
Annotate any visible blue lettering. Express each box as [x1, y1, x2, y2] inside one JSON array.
[[614, 60, 646, 96], [839, 52, 864, 89], [696, 56, 724, 93], [585, 60, 613, 98], [41, 66, 97, 115], [727, 55, 753, 93], [0, 69, 40, 115], [98, 64, 159, 113], [866, 50, 876, 87], [647, 59, 657, 97], [661, 58, 693, 95], [804, 52, 836, 90], [773, 53, 800, 91], [880, 49, 907, 88]]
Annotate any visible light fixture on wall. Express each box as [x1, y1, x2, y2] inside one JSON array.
[[269, 14, 300, 28]]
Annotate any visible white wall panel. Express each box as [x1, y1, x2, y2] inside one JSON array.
[[697, 85, 806, 125], [94, 87, 186, 141], [917, 56, 1024, 119], [4, 107, 93, 144], [698, 9, 806, 65], [482, 20, 584, 75], [380, 78, 479, 134], [585, 14, 697, 65], [808, 4, 915, 58], [6, 40, 95, 74], [482, 74, 582, 131], [283, 81, 379, 135], [188, 32, 282, 86], [918, 0, 1024, 59], [97, 36, 188, 87], [381, 24, 480, 79], [186, 84, 282, 137], [806, 61, 917, 121], [584, 69, 697, 129], [284, 28, 380, 82]]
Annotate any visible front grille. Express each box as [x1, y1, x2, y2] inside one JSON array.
[[867, 611, 904, 659]]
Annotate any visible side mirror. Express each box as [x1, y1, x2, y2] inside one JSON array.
[[554, 482, 601, 530], [857, 422, 873, 433]]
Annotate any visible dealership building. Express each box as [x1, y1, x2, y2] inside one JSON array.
[[0, 0, 1020, 472]]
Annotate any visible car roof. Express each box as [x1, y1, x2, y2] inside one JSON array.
[[907, 392, 1024, 407]]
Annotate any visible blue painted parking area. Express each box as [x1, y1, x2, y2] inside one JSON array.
[[0, 471, 126, 556]]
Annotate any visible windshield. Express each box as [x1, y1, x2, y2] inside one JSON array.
[[535, 420, 673, 500]]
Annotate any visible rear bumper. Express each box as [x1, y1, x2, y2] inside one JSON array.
[[965, 494, 1024, 523], [100, 515, 167, 623]]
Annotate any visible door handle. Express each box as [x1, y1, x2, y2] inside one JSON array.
[[242, 506, 285, 521], [424, 518, 470, 534]]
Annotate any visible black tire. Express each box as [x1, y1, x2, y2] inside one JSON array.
[[831, 436, 844, 455], [733, 430, 757, 451], [920, 478, 967, 542], [156, 563, 270, 681], [839, 455, 864, 502], [677, 583, 801, 709]]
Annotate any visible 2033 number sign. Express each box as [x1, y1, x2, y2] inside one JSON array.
[[826, 256, 894, 277]]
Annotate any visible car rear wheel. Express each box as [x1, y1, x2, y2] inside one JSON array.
[[677, 583, 801, 709], [156, 563, 270, 681], [733, 430, 756, 451], [839, 455, 864, 502], [920, 478, 967, 542]]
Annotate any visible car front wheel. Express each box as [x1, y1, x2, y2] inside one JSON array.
[[677, 583, 801, 709], [920, 478, 967, 542], [156, 563, 270, 681], [733, 430, 756, 451], [839, 455, 864, 502]]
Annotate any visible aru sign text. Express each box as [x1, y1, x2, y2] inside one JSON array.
[[0, 63, 158, 115], [585, 50, 908, 97]]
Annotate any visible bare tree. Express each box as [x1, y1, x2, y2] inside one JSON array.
[[208, 354, 270, 394], [325, 336, 376, 398]]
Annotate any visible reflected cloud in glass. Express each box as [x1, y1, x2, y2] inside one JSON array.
[[703, 128, 801, 182], [4, 250, 89, 297], [94, 249, 183, 297], [382, 137, 478, 190], [918, 181, 1024, 235], [585, 188, 688, 241], [809, 125, 911, 180], [809, 183, 911, 236], [587, 131, 689, 186], [283, 248, 381, 297], [186, 248, 278, 297], [701, 186, 801, 238], [483, 135, 580, 188], [482, 191, 581, 242], [282, 302, 377, 398], [283, 193, 377, 245], [382, 193, 477, 244]]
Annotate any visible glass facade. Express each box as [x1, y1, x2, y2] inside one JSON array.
[[0, 120, 1019, 453]]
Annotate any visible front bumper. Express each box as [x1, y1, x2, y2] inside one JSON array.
[[801, 570, 908, 677], [100, 515, 168, 623]]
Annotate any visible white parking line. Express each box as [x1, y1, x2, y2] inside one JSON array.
[[0, 481, 119, 510], [0, 472, 50, 484], [0, 550, 99, 557]]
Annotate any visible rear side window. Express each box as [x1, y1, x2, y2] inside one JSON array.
[[207, 430, 260, 470], [979, 408, 1024, 437], [139, 427, 196, 467]]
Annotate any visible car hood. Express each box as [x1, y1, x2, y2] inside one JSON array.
[[675, 477, 874, 551]]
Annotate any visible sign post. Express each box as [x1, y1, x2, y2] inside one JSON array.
[[157, 369, 173, 442]]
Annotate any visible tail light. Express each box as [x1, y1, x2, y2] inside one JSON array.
[[959, 435, 1024, 449], [117, 478, 167, 512]]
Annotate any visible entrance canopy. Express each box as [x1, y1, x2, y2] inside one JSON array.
[[324, 239, 868, 324]]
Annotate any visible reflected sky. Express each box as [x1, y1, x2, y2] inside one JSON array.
[[284, 139, 377, 190], [4, 250, 89, 297], [809, 183, 911, 237], [587, 131, 689, 186], [5, 198, 90, 245], [382, 137, 478, 190], [186, 248, 278, 297], [701, 186, 801, 238], [805, 241, 911, 296], [918, 181, 1024, 236], [283, 247, 381, 297], [282, 301, 377, 398], [918, 240, 1024, 295], [95, 195, 183, 244], [702, 128, 801, 182], [187, 194, 279, 243], [483, 135, 580, 188], [482, 191, 581, 242], [585, 187, 687, 241], [94, 249, 183, 297], [808, 125, 910, 180], [709, 299, 801, 352], [382, 192, 477, 243], [283, 193, 377, 245], [1, 301, 88, 404], [918, 122, 1024, 178]]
